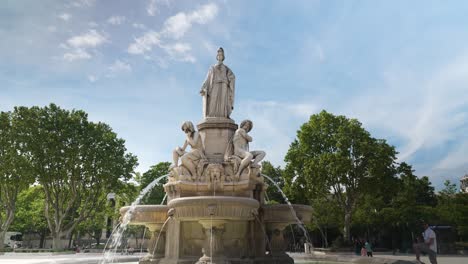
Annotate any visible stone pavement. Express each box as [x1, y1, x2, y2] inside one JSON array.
[[0, 252, 141, 264], [374, 252, 468, 264], [291, 252, 468, 264]]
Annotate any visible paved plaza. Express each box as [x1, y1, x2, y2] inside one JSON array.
[[0, 252, 141, 264], [0, 252, 467, 264]]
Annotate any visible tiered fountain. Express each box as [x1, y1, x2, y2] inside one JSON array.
[[120, 48, 312, 264]]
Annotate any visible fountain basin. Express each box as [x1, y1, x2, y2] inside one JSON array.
[[262, 204, 313, 224], [168, 196, 259, 221], [119, 205, 170, 225]]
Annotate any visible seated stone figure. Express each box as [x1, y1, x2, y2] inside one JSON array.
[[225, 120, 265, 180], [172, 121, 208, 180]]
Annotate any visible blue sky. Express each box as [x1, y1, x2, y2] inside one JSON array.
[[1, 0, 467, 190]]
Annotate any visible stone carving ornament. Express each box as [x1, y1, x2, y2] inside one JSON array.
[[200, 47, 235, 119], [172, 121, 208, 179]]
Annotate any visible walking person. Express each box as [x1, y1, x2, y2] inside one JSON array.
[[413, 220, 437, 264], [364, 241, 373, 257]]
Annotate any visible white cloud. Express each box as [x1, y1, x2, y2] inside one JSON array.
[[107, 16, 126, 25], [62, 30, 107, 62], [147, 0, 170, 16], [72, 0, 95, 8], [162, 3, 218, 39], [163, 43, 196, 63], [436, 141, 468, 170], [108, 60, 132, 73], [88, 75, 98, 82], [128, 31, 161, 54], [67, 30, 107, 48], [58, 13, 72, 21], [128, 3, 218, 64], [132, 23, 146, 30], [63, 49, 91, 61], [147, 0, 158, 16], [88, 21, 99, 27]]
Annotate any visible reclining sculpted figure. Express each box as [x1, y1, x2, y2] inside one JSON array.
[[172, 121, 207, 179], [225, 119, 265, 180]]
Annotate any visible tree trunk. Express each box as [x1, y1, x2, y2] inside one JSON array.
[[0, 230, 6, 250], [39, 230, 46, 248], [344, 211, 352, 242], [52, 232, 61, 249]]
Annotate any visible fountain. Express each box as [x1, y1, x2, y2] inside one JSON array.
[[120, 47, 312, 264]]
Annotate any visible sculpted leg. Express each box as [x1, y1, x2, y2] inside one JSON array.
[[236, 152, 253, 179], [252, 151, 266, 166], [172, 149, 180, 168], [181, 155, 197, 179]]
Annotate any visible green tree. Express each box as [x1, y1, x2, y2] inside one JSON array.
[[139, 162, 171, 205], [284, 110, 397, 241], [15, 104, 138, 249], [0, 111, 34, 249], [9, 185, 49, 248], [261, 161, 285, 204]]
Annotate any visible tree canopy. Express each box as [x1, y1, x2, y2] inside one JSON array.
[[12, 104, 138, 249], [284, 110, 397, 241]]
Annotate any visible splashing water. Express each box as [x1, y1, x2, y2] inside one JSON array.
[[100, 174, 169, 264], [152, 216, 172, 257], [261, 174, 313, 250], [253, 213, 273, 256], [140, 227, 147, 254], [160, 193, 167, 205]]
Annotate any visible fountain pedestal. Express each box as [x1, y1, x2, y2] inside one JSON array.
[[196, 220, 229, 264], [119, 48, 314, 264]]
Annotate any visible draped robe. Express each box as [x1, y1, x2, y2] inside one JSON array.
[[201, 63, 235, 118]]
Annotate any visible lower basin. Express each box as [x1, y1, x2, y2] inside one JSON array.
[[168, 196, 260, 221], [262, 204, 313, 224], [119, 205, 169, 225]]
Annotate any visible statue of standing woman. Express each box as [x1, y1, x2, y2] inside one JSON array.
[[200, 47, 235, 119]]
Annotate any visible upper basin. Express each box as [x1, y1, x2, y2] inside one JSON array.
[[120, 205, 169, 225], [262, 204, 313, 224], [168, 196, 260, 221]]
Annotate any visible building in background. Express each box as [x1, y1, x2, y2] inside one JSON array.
[[461, 174, 468, 193]]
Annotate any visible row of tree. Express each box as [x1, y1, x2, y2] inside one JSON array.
[[0, 104, 138, 249], [2, 105, 466, 251], [262, 110, 468, 250]]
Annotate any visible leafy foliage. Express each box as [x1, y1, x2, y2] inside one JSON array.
[[13, 104, 138, 248], [138, 162, 170, 205], [284, 110, 397, 241]]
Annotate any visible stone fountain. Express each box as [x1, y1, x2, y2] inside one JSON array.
[[120, 48, 312, 264]]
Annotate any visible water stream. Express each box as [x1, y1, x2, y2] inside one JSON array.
[[99, 174, 169, 264], [140, 227, 147, 254], [261, 174, 313, 251], [160, 193, 167, 205], [253, 214, 273, 256], [152, 216, 172, 257]]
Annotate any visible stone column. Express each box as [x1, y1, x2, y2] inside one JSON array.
[[196, 220, 229, 264], [197, 118, 237, 163], [266, 223, 289, 256], [140, 223, 165, 264]]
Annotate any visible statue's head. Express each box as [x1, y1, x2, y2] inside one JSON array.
[[217, 47, 225, 63], [240, 119, 253, 132], [181, 121, 195, 134]]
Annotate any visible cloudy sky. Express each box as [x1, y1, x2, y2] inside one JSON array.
[[1, 0, 467, 190]]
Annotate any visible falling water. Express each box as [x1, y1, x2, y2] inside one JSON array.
[[160, 193, 167, 205], [100, 174, 169, 264], [261, 174, 313, 250], [140, 227, 147, 254], [253, 214, 273, 256], [210, 215, 213, 262], [152, 216, 172, 257]]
